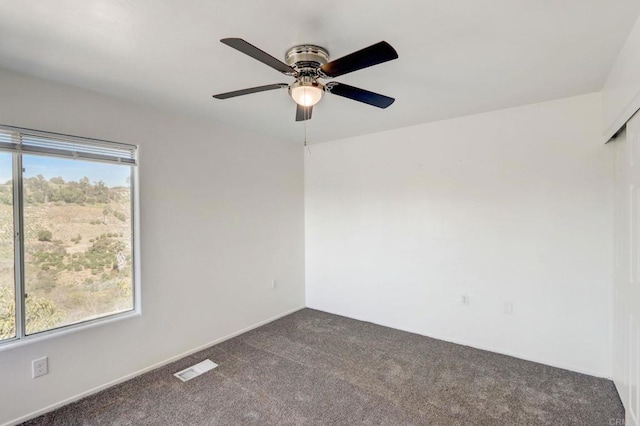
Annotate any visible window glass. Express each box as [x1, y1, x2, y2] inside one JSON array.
[[22, 155, 133, 335], [0, 153, 14, 341]]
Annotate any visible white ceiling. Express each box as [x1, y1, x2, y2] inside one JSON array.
[[0, 1, 638, 144]]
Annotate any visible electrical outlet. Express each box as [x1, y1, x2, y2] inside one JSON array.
[[271, 279, 277, 289], [32, 356, 48, 378], [461, 294, 470, 306]]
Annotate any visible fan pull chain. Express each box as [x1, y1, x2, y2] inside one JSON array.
[[304, 119, 311, 154]]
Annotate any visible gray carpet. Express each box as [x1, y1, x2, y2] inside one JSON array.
[[23, 308, 623, 425]]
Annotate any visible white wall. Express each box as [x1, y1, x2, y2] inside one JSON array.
[[612, 113, 640, 426], [602, 13, 640, 142], [0, 68, 305, 425], [306, 93, 612, 377]]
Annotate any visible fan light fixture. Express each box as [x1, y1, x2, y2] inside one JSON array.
[[289, 80, 323, 107]]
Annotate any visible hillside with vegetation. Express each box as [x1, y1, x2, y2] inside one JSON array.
[[0, 175, 132, 339]]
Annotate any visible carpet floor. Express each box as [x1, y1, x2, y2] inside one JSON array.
[[23, 308, 623, 425]]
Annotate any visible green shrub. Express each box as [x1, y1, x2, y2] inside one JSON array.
[[37, 229, 53, 242], [0, 286, 65, 339]]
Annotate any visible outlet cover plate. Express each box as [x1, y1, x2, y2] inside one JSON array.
[[32, 356, 48, 378]]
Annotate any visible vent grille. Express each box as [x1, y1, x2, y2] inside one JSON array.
[[174, 359, 218, 382]]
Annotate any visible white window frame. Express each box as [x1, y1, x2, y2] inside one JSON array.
[[0, 125, 141, 350]]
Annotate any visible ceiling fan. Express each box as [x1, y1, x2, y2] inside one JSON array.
[[213, 38, 398, 121]]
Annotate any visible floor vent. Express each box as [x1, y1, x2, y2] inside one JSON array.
[[174, 359, 218, 382]]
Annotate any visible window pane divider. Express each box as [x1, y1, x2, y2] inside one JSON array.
[[12, 152, 25, 339]]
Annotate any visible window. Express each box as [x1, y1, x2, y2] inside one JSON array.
[[0, 125, 137, 344]]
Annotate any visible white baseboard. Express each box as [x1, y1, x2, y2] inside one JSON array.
[[419, 330, 610, 379], [7, 304, 608, 426], [307, 306, 610, 379], [3, 305, 305, 426]]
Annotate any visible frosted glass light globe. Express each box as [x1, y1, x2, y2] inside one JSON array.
[[290, 83, 323, 107]]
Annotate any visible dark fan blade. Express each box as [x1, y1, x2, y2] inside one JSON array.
[[221, 38, 296, 75], [296, 104, 313, 121], [320, 41, 398, 78], [325, 82, 395, 108], [213, 83, 288, 99]]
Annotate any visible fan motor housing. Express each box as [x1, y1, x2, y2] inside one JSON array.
[[285, 45, 329, 73]]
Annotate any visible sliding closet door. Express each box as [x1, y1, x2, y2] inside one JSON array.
[[614, 111, 640, 426]]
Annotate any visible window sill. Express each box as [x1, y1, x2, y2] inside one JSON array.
[[0, 309, 141, 353]]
